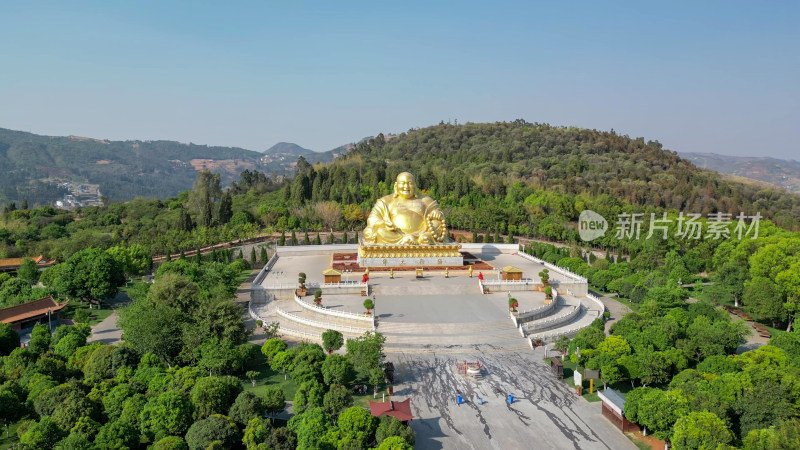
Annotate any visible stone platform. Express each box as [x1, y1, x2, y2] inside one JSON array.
[[333, 252, 493, 272], [357, 242, 463, 268]]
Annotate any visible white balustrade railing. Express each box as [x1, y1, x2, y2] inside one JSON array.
[[262, 283, 299, 290], [516, 252, 588, 283], [585, 293, 606, 313], [523, 304, 582, 334], [252, 253, 279, 286], [515, 287, 559, 321], [529, 325, 585, 343], [275, 307, 369, 334], [293, 294, 375, 328], [481, 278, 536, 286]]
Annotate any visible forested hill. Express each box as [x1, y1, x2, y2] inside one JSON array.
[[0, 127, 265, 204], [334, 121, 800, 229], [259, 141, 339, 174]]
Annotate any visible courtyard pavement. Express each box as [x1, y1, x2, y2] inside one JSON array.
[[391, 348, 636, 450]]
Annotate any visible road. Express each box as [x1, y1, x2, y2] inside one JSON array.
[[88, 290, 131, 345]]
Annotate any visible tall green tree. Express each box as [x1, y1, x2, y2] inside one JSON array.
[[671, 411, 733, 450], [217, 191, 233, 225], [322, 329, 344, 355], [185, 414, 240, 450]]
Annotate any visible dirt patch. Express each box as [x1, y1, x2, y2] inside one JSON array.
[[625, 431, 664, 450]]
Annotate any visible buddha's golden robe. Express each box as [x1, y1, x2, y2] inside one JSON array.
[[363, 194, 448, 245]]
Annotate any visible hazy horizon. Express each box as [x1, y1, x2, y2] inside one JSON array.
[[1, 1, 797, 159]]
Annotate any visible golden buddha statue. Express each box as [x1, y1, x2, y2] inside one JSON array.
[[363, 172, 450, 245]]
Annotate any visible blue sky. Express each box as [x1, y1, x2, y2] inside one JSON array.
[[1, 1, 797, 158]]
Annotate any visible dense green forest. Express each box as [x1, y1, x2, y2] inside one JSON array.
[[0, 252, 410, 449]]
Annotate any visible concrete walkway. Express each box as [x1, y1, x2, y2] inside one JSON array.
[[590, 290, 630, 334], [88, 291, 132, 345]]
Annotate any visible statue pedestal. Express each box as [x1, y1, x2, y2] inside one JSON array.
[[358, 242, 463, 268]]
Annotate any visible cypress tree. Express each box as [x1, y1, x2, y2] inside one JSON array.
[[251, 247, 257, 266], [472, 230, 478, 243], [315, 233, 321, 245], [166, 252, 172, 261], [217, 191, 233, 225], [354, 232, 358, 243], [290, 230, 297, 245], [303, 232, 310, 245], [179, 250, 186, 260], [212, 248, 218, 262], [486, 230, 494, 243], [238, 249, 244, 260], [328, 233, 335, 244], [195, 248, 202, 263], [260, 246, 268, 263], [279, 233, 286, 246], [494, 229, 501, 243]]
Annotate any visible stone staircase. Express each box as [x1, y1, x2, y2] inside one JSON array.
[[378, 320, 530, 354]]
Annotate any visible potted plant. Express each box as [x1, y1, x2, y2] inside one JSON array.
[[544, 286, 553, 301], [297, 272, 307, 296], [508, 297, 519, 314], [314, 290, 323, 306], [539, 269, 550, 286], [533, 338, 543, 347], [363, 298, 374, 316]]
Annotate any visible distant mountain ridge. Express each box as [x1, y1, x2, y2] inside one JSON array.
[[263, 142, 317, 156], [679, 151, 800, 193], [0, 127, 356, 204]]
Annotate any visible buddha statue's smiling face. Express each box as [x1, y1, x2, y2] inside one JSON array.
[[394, 172, 417, 200]]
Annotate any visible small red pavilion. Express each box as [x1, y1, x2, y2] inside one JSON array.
[[369, 399, 413, 424]]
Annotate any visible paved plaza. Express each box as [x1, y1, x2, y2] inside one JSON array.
[[391, 349, 636, 450], [249, 245, 631, 449]]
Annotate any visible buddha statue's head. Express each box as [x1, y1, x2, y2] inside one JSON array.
[[393, 172, 417, 200]]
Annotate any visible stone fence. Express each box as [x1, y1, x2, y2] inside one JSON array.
[[481, 279, 538, 293], [513, 287, 560, 326], [522, 303, 582, 334], [515, 251, 588, 283], [293, 292, 375, 328]]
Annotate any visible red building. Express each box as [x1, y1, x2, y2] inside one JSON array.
[[0, 296, 69, 331], [369, 399, 413, 424]]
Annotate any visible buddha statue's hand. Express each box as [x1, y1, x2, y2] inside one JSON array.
[[383, 220, 397, 231], [428, 210, 444, 221], [417, 232, 436, 245]]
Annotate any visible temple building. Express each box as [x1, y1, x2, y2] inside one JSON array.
[[0, 255, 54, 273], [0, 296, 68, 331]]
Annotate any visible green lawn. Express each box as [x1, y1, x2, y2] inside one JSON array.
[[60, 300, 114, 326], [545, 358, 602, 402], [544, 357, 640, 402], [241, 353, 298, 400], [0, 421, 23, 450]]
